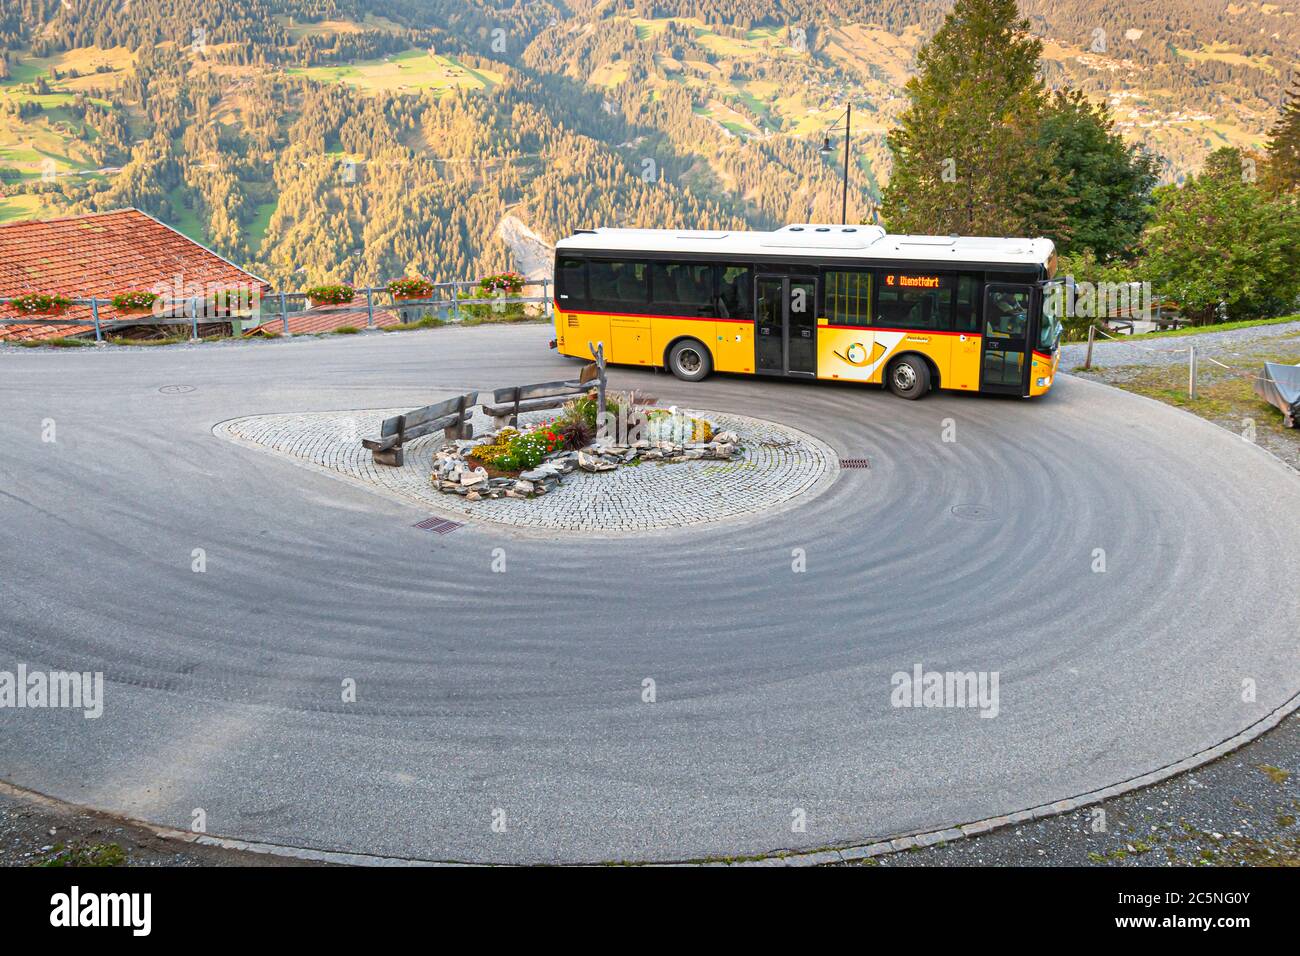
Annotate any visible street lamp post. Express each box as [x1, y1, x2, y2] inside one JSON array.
[[818, 102, 851, 225]]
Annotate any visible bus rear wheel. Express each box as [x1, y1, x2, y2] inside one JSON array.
[[887, 355, 930, 400], [668, 339, 712, 382]]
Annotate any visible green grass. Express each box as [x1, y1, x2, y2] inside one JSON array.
[[36, 842, 127, 867], [107, 334, 191, 346], [14, 336, 92, 347], [382, 315, 446, 331], [332, 325, 361, 334], [1259, 765, 1292, 785], [1122, 314, 1300, 341], [245, 199, 277, 253], [287, 49, 501, 94], [455, 313, 547, 327], [164, 186, 205, 241]]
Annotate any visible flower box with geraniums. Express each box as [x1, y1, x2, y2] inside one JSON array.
[[111, 291, 160, 317], [304, 284, 355, 308], [478, 272, 526, 297], [460, 272, 528, 321], [9, 293, 71, 316], [205, 288, 258, 318], [387, 276, 436, 302]]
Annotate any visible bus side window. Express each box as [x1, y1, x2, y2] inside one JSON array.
[[876, 275, 952, 331], [825, 270, 871, 326], [651, 262, 714, 315], [953, 275, 980, 333], [716, 265, 752, 319], [589, 260, 650, 309], [556, 257, 587, 303]]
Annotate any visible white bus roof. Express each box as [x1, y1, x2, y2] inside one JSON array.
[[556, 224, 1055, 268]]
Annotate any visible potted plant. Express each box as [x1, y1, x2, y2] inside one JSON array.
[[387, 276, 436, 301], [305, 284, 355, 307], [205, 288, 257, 318], [110, 291, 160, 317], [9, 292, 72, 316], [478, 272, 526, 296]]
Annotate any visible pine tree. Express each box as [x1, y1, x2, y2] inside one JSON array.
[[881, 0, 1070, 240], [1262, 78, 1300, 196], [1038, 88, 1159, 260]]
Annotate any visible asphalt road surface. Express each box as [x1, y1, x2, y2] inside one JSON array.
[[2, 324, 1298, 864]]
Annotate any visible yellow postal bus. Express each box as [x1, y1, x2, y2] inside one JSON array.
[[551, 224, 1062, 399]]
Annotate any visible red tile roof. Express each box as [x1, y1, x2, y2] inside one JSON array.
[[0, 208, 266, 341], [247, 304, 407, 336]]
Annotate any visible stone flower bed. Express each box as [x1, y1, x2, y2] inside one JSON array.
[[432, 417, 743, 501]]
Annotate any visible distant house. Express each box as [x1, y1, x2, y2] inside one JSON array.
[[0, 208, 268, 342]]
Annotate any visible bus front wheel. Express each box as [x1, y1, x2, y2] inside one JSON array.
[[668, 339, 712, 382], [887, 355, 930, 400]]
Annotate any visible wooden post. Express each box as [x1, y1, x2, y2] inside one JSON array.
[[279, 290, 289, 336], [588, 340, 607, 436], [542, 278, 552, 320], [91, 297, 103, 344], [1188, 343, 1197, 400], [1083, 324, 1096, 370], [189, 296, 199, 340], [451, 281, 459, 323], [365, 286, 375, 328]]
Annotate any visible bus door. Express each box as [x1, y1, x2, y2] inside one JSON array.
[[980, 283, 1035, 395], [755, 274, 818, 377]]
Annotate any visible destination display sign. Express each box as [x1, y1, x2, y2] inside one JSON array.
[[883, 273, 947, 290]]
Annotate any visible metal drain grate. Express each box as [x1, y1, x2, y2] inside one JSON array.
[[413, 516, 463, 534], [839, 457, 871, 469]]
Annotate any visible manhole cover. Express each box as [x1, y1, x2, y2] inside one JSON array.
[[951, 504, 996, 521], [158, 384, 195, 394], [413, 516, 462, 534]]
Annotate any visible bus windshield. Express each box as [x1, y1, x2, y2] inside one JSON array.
[[1038, 280, 1065, 352]]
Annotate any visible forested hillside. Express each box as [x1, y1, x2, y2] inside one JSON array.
[[1, 0, 1295, 286]]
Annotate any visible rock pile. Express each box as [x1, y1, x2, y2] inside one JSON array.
[[429, 429, 742, 500]]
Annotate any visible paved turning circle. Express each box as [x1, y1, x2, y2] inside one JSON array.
[[215, 408, 837, 533], [1, 324, 1299, 864]]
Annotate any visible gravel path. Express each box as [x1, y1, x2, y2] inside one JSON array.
[[849, 712, 1300, 867], [1060, 320, 1300, 370]]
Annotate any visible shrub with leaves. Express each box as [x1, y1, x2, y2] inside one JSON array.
[[494, 427, 564, 472], [468, 428, 519, 466]]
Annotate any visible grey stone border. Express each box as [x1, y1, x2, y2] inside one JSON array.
[[213, 406, 840, 536]]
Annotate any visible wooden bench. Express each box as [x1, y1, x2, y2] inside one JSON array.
[[481, 362, 602, 429], [362, 391, 478, 466]]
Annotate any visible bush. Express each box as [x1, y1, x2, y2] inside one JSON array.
[[553, 416, 594, 451], [493, 428, 564, 472], [468, 428, 519, 466]]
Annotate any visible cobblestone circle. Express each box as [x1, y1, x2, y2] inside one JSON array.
[[214, 407, 837, 533]]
